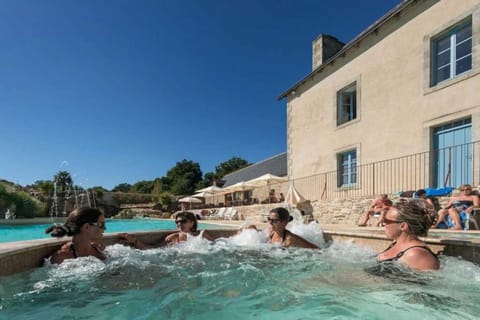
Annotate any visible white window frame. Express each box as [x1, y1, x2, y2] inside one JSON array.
[[431, 19, 472, 86], [338, 150, 357, 187], [336, 83, 357, 126]]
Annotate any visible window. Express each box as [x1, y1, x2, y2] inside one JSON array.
[[337, 83, 357, 125], [431, 19, 472, 86], [338, 150, 357, 187]]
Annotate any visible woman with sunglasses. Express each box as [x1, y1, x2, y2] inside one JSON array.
[[433, 184, 479, 230], [45, 207, 107, 264], [267, 207, 318, 249], [164, 211, 214, 244], [376, 202, 439, 270]]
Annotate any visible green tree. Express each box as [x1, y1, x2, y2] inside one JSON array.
[[111, 183, 132, 193], [32, 180, 54, 198], [54, 171, 73, 195], [164, 160, 202, 195], [130, 180, 154, 194], [215, 157, 250, 178], [196, 172, 216, 190]]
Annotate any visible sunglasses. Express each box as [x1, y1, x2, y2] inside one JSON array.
[[89, 221, 106, 230], [383, 217, 402, 225], [267, 217, 282, 224], [176, 219, 189, 224], [461, 188, 472, 191]]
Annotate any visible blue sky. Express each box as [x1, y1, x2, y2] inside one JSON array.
[[0, 0, 400, 190]]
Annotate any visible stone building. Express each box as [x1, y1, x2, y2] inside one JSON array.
[[278, 0, 480, 201]]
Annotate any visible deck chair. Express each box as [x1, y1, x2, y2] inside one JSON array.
[[467, 209, 480, 230]]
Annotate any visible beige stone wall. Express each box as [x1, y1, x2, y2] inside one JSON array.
[[286, 0, 480, 188]]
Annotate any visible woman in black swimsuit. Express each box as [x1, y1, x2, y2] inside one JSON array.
[[267, 207, 318, 249], [45, 207, 107, 264], [377, 202, 439, 270]]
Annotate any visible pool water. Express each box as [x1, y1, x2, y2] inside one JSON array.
[[0, 228, 479, 320], [0, 219, 223, 243]]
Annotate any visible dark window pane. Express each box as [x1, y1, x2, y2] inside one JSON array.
[[456, 24, 472, 43], [456, 39, 471, 59], [436, 36, 450, 52], [436, 65, 450, 83], [456, 55, 471, 75], [437, 49, 450, 68]]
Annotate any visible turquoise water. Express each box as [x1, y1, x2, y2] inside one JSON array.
[[0, 229, 479, 320], [0, 219, 222, 243]]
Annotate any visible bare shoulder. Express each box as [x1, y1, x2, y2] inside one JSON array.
[[50, 242, 74, 264], [401, 247, 439, 270], [164, 232, 180, 243]]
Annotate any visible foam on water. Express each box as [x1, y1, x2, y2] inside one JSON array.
[[1, 229, 480, 320]]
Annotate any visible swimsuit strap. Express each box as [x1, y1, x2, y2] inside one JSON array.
[[70, 243, 78, 258], [269, 230, 288, 245], [378, 241, 396, 255], [394, 245, 438, 260]]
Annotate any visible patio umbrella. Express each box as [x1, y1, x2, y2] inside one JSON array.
[[178, 196, 202, 209], [245, 173, 288, 204], [222, 181, 254, 192], [284, 184, 306, 206], [195, 185, 225, 194], [245, 173, 288, 188], [222, 181, 255, 206]]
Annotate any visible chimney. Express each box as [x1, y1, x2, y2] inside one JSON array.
[[312, 34, 344, 70]]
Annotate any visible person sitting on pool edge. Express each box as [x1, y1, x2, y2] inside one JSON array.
[[433, 184, 479, 230], [357, 194, 390, 226], [45, 207, 107, 264], [121, 211, 214, 248], [267, 207, 318, 249], [376, 201, 439, 270]]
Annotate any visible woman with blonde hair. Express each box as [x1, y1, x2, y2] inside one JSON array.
[[376, 202, 439, 270]]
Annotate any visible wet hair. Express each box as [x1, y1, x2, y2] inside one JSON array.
[[416, 189, 427, 197], [382, 199, 393, 206], [175, 211, 198, 232], [45, 207, 103, 238], [269, 207, 293, 222], [391, 202, 433, 237]]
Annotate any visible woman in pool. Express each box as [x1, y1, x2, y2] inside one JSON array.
[[267, 207, 318, 249], [45, 207, 106, 264], [122, 211, 214, 248], [376, 201, 439, 270]]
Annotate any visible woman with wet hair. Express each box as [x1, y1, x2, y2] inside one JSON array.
[[376, 202, 439, 270], [164, 211, 214, 244], [267, 207, 318, 249], [45, 207, 107, 264]]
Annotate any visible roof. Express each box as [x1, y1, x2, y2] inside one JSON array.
[[222, 152, 287, 187], [278, 0, 413, 100]]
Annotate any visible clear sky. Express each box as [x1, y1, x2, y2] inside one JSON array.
[[0, 0, 400, 190]]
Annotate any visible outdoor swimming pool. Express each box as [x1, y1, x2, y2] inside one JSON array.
[[0, 229, 479, 320], [0, 219, 224, 243]]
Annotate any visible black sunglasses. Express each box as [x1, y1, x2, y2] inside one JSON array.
[[89, 221, 106, 230], [267, 217, 282, 224], [176, 219, 189, 224], [382, 218, 402, 225]]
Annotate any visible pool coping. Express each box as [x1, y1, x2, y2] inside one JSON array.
[[1, 222, 479, 277]]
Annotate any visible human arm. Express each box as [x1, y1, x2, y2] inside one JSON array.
[[117, 233, 152, 250], [284, 232, 318, 249], [201, 230, 215, 241]]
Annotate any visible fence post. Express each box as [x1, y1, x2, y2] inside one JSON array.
[[372, 162, 375, 196]]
